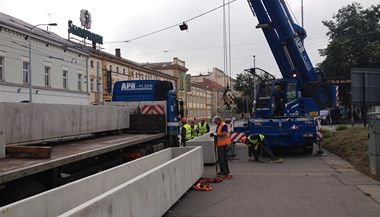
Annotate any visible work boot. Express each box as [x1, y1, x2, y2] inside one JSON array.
[[223, 175, 233, 180], [270, 158, 283, 163], [253, 158, 263, 163], [217, 172, 226, 176]]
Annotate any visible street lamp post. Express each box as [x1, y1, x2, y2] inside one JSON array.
[[28, 23, 57, 103]]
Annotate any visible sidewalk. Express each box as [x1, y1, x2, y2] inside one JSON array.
[[165, 144, 380, 217]]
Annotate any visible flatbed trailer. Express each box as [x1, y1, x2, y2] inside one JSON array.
[[0, 133, 164, 185]]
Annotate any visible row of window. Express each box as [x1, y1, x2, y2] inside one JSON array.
[[188, 110, 207, 119], [90, 60, 171, 85], [0, 56, 83, 91]]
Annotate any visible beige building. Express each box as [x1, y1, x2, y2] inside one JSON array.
[[185, 82, 212, 121], [192, 67, 236, 90], [143, 57, 188, 96], [86, 49, 177, 102], [193, 78, 226, 118]]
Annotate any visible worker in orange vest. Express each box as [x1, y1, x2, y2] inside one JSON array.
[[211, 115, 232, 178]]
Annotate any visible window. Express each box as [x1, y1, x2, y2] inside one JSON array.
[[90, 60, 94, 68], [90, 78, 94, 92], [109, 65, 112, 72], [22, 61, 29, 84], [44, 66, 51, 87], [78, 74, 82, 91], [63, 70, 68, 88], [286, 83, 297, 102], [123, 68, 126, 75], [0, 56, 4, 81], [116, 67, 119, 73]]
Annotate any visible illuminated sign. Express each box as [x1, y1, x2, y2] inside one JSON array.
[[68, 20, 103, 45]]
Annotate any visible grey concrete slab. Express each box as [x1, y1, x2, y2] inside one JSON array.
[[1, 147, 204, 217], [187, 133, 216, 164], [165, 145, 380, 217], [0, 103, 130, 147]]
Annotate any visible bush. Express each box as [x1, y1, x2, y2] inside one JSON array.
[[336, 125, 348, 131], [323, 129, 332, 138]]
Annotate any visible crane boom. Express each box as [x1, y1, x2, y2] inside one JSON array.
[[248, 0, 317, 83]]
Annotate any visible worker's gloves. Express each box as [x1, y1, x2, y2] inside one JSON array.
[[210, 133, 216, 137]]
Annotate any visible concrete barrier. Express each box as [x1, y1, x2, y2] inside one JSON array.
[[0, 147, 203, 217], [187, 133, 217, 164], [0, 103, 130, 158]]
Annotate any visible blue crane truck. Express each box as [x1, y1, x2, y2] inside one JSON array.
[[112, 80, 183, 148], [234, 0, 336, 153]]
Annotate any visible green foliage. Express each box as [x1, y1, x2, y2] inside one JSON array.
[[234, 72, 255, 113], [336, 125, 348, 131], [319, 2, 380, 105], [323, 129, 332, 138]]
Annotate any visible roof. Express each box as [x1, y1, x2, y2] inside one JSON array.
[[193, 78, 225, 91], [0, 12, 87, 55], [143, 62, 188, 72]]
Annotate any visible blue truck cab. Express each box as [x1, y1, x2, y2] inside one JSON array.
[[112, 80, 183, 147]]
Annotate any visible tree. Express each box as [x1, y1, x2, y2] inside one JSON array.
[[234, 69, 272, 113], [319, 2, 380, 105]]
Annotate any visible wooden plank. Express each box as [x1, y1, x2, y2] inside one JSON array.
[[6, 146, 52, 159]]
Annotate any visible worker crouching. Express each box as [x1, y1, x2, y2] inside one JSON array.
[[241, 134, 283, 163]]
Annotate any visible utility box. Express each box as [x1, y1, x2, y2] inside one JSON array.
[[368, 112, 380, 176]]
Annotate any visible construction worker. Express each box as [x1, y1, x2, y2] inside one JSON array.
[[181, 118, 192, 146], [211, 115, 232, 178], [190, 119, 198, 139], [273, 84, 286, 116], [197, 117, 210, 136], [241, 134, 283, 163]]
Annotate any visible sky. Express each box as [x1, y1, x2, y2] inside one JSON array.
[[0, 0, 378, 78]]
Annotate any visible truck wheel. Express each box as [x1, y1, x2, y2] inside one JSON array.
[[303, 144, 313, 154], [167, 136, 179, 147]]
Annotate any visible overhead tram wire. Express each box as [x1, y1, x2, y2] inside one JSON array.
[[104, 0, 239, 44]]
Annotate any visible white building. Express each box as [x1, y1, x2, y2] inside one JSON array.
[[0, 12, 89, 104]]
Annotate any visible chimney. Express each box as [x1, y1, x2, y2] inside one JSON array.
[[115, 48, 121, 58]]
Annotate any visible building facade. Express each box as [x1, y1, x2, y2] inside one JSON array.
[[193, 78, 225, 118], [192, 67, 236, 90], [0, 12, 89, 104], [185, 82, 212, 121], [143, 57, 188, 96], [91, 50, 178, 102]]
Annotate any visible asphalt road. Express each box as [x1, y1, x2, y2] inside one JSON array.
[[164, 145, 380, 217]]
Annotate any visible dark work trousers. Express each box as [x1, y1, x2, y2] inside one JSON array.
[[248, 145, 254, 158], [260, 139, 277, 160], [217, 145, 230, 175]]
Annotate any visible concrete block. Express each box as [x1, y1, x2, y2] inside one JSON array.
[[0, 103, 130, 145], [186, 133, 216, 163], [0, 147, 203, 217], [58, 147, 203, 217]]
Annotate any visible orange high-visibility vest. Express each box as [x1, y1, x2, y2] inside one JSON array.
[[216, 122, 231, 147]]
